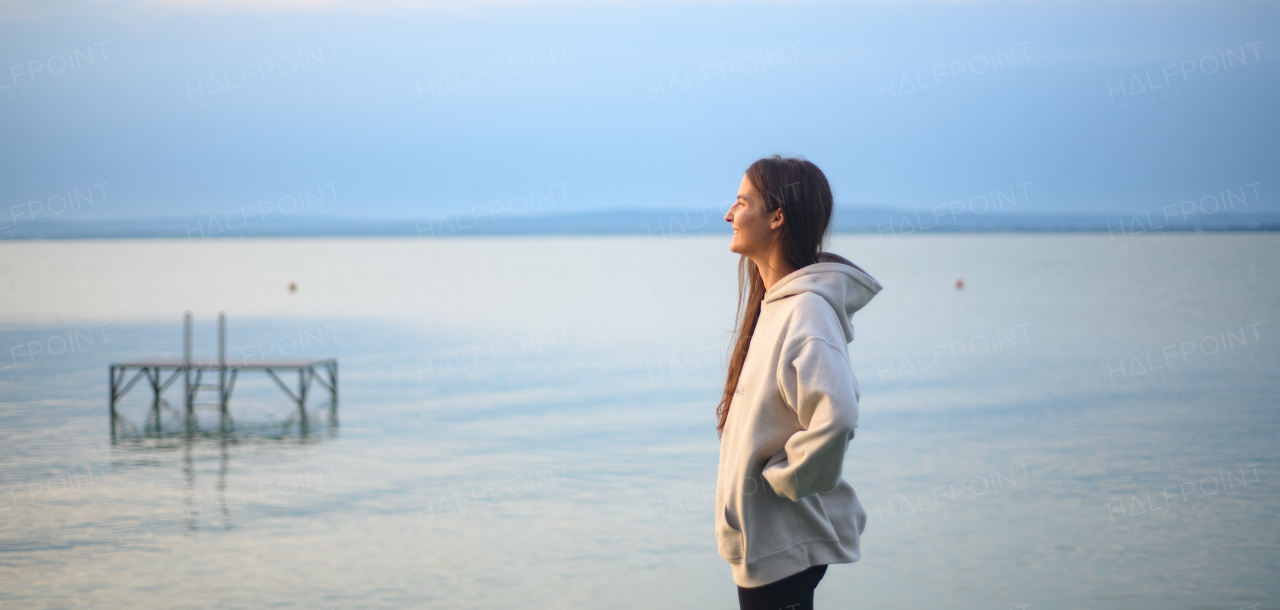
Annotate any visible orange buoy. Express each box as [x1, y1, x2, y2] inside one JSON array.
[[955, 278, 964, 290]]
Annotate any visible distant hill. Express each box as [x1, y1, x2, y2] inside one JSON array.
[[2, 206, 1278, 239]]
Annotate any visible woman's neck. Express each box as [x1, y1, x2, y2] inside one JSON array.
[[756, 251, 796, 291]]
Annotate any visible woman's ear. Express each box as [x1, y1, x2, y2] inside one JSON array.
[[770, 209, 785, 230]]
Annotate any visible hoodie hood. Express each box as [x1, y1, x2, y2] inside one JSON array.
[[761, 251, 883, 344]]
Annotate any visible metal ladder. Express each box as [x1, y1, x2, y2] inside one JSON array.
[[183, 311, 238, 416]]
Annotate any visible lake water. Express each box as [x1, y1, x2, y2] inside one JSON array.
[[1, 233, 1277, 609]]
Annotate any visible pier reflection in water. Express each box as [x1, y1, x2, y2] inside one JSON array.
[[109, 407, 339, 533]]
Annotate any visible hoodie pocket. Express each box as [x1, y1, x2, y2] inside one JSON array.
[[717, 505, 745, 563], [821, 483, 865, 543]]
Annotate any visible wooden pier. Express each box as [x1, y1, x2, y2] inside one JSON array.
[[109, 312, 337, 433]]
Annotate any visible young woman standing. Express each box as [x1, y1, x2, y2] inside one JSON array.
[[716, 155, 882, 610]]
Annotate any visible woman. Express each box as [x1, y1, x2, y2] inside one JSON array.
[[716, 155, 882, 610]]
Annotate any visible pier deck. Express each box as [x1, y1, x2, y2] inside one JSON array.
[[108, 312, 338, 433]]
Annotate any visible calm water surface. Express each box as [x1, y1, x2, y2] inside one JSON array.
[[0, 233, 1277, 609]]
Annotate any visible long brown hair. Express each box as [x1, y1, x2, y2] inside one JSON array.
[[717, 155, 835, 435]]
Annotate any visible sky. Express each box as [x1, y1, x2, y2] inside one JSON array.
[[0, 0, 1277, 225]]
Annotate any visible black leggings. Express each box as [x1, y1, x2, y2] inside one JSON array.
[[737, 564, 828, 610]]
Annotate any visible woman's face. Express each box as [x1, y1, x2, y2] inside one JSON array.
[[725, 173, 782, 258]]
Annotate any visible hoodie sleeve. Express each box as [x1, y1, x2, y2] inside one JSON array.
[[762, 336, 860, 502]]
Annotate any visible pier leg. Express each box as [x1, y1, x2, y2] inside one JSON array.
[[328, 361, 339, 425], [148, 368, 162, 434], [297, 368, 308, 418], [184, 311, 193, 420], [148, 368, 161, 401], [219, 312, 227, 416], [109, 366, 118, 437]]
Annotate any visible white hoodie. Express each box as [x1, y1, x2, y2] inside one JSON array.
[[715, 251, 883, 588]]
